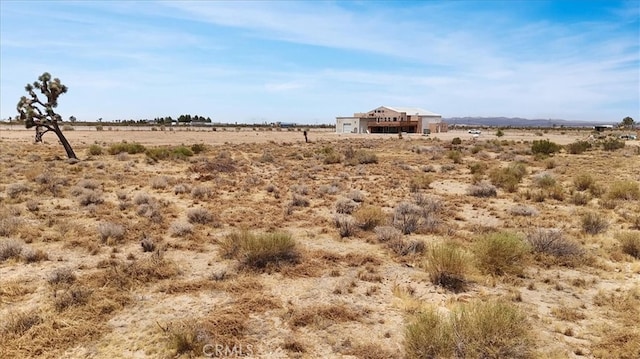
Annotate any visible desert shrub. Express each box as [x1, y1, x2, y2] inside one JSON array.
[[25, 199, 39, 212], [466, 181, 497, 197], [191, 185, 212, 200], [0, 217, 21, 237], [48, 267, 77, 285], [346, 189, 365, 203], [0, 239, 24, 262], [353, 205, 386, 231], [573, 173, 596, 192], [97, 222, 125, 244], [145, 146, 193, 161], [2, 311, 43, 336], [150, 176, 170, 189], [405, 301, 532, 359], [374, 226, 402, 242], [141, 236, 156, 252], [173, 184, 191, 195], [345, 149, 378, 165], [531, 139, 561, 155], [54, 285, 92, 311], [424, 243, 470, 292], [169, 221, 193, 237], [409, 174, 433, 192], [489, 162, 527, 192], [405, 309, 454, 358], [387, 237, 425, 256], [6, 183, 30, 199], [87, 144, 103, 156], [334, 215, 358, 238], [190, 143, 206, 154], [78, 190, 104, 206], [526, 229, 583, 258], [601, 138, 625, 151], [565, 140, 591, 154], [452, 301, 533, 358], [222, 230, 299, 270], [393, 202, 422, 234], [607, 180, 640, 201], [318, 184, 340, 195], [189, 152, 236, 173], [323, 151, 342, 164], [473, 232, 530, 276], [571, 191, 590, 205], [495, 129, 504, 137], [451, 137, 462, 145], [335, 198, 359, 214], [533, 172, 556, 188], [108, 141, 146, 155], [447, 150, 463, 164], [289, 194, 310, 207], [581, 212, 608, 235], [509, 204, 538, 217], [617, 231, 640, 259], [187, 208, 214, 224], [20, 247, 48, 263], [468, 162, 487, 175]]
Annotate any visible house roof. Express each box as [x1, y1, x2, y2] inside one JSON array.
[[381, 106, 441, 117]]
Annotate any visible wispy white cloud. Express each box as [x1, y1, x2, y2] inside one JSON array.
[[1, 1, 637, 123]]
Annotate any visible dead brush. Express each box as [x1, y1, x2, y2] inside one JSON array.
[[393, 202, 422, 234], [97, 222, 126, 244], [288, 303, 363, 328], [387, 237, 426, 256], [616, 231, 640, 259], [0, 239, 24, 262], [335, 198, 359, 214], [334, 214, 358, 238], [374, 226, 402, 242], [54, 285, 93, 311], [466, 181, 497, 197], [1, 311, 43, 337], [526, 229, 584, 259], [353, 205, 386, 231], [48, 267, 77, 285], [186, 207, 215, 224]]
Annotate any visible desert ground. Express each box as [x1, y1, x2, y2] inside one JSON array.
[[1, 125, 639, 359]]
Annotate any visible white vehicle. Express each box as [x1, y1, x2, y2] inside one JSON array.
[[468, 129, 481, 134]]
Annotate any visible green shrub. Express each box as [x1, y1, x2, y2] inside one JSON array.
[[409, 174, 433, 192], [108, 141, 146, 155], [565, 140, 592, 154], [601, 138, 625, 151], [495, 129, 504, 137], [405, 301, 533, 359], [489, 162, 527, 192], [468, 162, 487, 175], [531, 139, 561, 155], [533, 173, 556, 188], [87, 144, 103, 156], [447, 150, 463, 164], [145, 146, 194, 161], [607, 180, 640, 201], [451, 137, 462, 145], [473, 232, 530, 276], [424, 243, 470, 292], [190, 143, 206, 154]]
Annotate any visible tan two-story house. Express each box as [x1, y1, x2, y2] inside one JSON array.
[[336, 106, 447, 134]]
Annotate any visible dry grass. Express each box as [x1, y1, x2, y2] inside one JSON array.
[[1, 130, 638, 358], [405, 301, 533, 359]]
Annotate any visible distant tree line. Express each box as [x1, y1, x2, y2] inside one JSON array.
[[153, 114, 212, 124]]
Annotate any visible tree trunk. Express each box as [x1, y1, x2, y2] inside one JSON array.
[[52, 121, 77, 159]]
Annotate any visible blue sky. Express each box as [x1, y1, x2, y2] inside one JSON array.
[[1, 0, 638, 124]]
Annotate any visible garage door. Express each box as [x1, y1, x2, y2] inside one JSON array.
[[342, 123, 353, 133]]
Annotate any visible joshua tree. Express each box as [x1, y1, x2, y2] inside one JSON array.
[[16, 72, 77, 159]]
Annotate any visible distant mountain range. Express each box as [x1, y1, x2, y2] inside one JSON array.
[[444, 117, 615, 128]]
